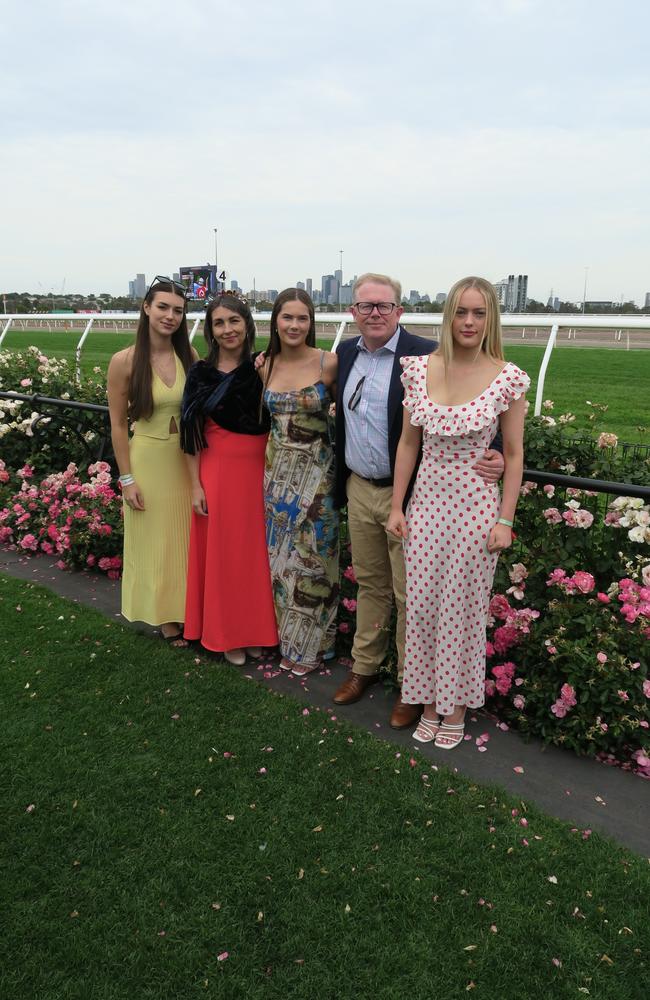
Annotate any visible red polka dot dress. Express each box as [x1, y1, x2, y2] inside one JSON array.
[[400, 357, 529, 713]]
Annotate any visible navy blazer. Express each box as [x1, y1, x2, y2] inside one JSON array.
[[334, 326, 436, 509]]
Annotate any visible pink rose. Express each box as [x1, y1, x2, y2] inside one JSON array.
[[596, 592, 610, 603], [596, 652, 607, 664], [551, 701, 567, 718], [560, 683, 577, 707], [643, 680, 650, 698], [543, 508, 563, 525], [513, 695, 526, 710], [571, 571, 595, 594]]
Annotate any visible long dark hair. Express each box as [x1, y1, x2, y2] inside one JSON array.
[[129, 282, 192, 421], [262, 287, 316, 393], [204, 295, 256, 368]]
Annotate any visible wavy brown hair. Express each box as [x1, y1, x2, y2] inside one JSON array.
[[128, 282, 192, 421]]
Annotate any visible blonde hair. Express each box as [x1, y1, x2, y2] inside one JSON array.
[[438, 276, 504, 369], [353, 272, 402, 304]]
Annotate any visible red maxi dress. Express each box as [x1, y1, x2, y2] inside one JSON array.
[[181, 359, 278, 653]]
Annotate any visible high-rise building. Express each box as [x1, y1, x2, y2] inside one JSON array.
[[504, 274, 528, 312], [493, 280, 508, 307], [435, 292, 447, 304], [296, 281, 305, 290], [408, 290, 420, 305], [230, 279, 240, 291], [644, 292, 650, 310], [128, 274, 146, 299], [340, 283, 353, 306], [306, 278, 313, 297]]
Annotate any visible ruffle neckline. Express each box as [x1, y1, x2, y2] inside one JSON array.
[[400, 356, 530, 436]]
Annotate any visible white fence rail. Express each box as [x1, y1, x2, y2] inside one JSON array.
[[1, 312, 649, 416]]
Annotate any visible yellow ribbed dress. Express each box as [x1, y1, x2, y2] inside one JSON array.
[[121, 356, 192, 626]]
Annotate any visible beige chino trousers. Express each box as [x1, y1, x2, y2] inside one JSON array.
[[346, 473, 406, 682]]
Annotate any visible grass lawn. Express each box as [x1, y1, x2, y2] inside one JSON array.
[[1, 574, 648, 1000], [2, 330, 648, 443]]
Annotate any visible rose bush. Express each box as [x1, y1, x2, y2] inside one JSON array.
[[0, 460, 123, 577], [0, 347, 111, 475]]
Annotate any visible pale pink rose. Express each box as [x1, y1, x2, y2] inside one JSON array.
[[513, 695, 526, 710], [596, 652, 607, 664], [643, 680, 650, 698], [575, 510, 594, 529], [543, 484, 555, 497], [551, 701, 567, 718], [597, 432, 618, 449], [543, 507, 563, 525], [20, 378, 32, 387], [508, 563, 528, 585], [617, 690, 629, 702]]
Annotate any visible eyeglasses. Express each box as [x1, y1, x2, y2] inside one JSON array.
[[147, 275, 188, 298], [354, 301, 397, 316], [348, 375, 365, 411]]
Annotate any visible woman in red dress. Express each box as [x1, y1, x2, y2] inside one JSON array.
[[180, 295, 278, 663]]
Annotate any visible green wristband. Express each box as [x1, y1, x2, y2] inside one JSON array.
[[497, 517, 514, 527]]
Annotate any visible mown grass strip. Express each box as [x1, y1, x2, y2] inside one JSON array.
[[1, 573, 648, 1000]]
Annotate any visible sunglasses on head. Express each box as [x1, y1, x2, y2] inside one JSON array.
[[147, 275, 188, 298]]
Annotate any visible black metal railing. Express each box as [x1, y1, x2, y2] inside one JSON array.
[[0, 390, 113, 466], [1, 390, 649, 501]]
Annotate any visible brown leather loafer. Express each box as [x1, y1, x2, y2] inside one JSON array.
[[333, 671, 379, 705], [390, 692, 422, 730]]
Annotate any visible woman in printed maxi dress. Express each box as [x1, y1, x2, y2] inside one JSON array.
[[261, 288, 339, 675]]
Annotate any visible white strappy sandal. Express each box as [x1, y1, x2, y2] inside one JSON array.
[[412, 716, 441, 744], [434, 721, 465, 750]]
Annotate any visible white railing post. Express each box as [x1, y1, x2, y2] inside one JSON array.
[[188, 316, 202, 344], [75, 318, 95, 383], [534, 322, 559, 416], [0, 317, 13, 348], [331, 320, 348, 352]]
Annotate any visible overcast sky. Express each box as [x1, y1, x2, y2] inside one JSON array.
[[2, 0, 649, 302]]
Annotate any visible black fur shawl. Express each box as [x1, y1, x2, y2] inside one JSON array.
[[180, 358, 270, 454]]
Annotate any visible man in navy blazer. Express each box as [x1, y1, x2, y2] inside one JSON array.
[[332, 273, 504, 727]]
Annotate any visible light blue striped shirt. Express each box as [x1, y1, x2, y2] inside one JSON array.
[[343, 329, 401, 479]]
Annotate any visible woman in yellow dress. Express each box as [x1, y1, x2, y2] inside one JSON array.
[[107, 277, 197, 645]]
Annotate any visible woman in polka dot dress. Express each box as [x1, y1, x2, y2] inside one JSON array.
[[386, 277, 529, 749]]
